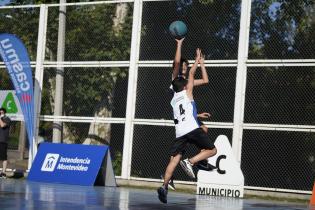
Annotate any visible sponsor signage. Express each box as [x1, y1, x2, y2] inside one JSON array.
[[0, 90, 22, 115], [0, 33, 35, 148], [28, 143, 116, 186], [197, 135, 244, 198]]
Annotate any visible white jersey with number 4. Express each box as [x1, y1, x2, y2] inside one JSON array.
[[171, 90, 200, 138]]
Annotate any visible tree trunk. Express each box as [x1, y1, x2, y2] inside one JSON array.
[[82, 3, 128, 145], [82, 94, 113, 145]]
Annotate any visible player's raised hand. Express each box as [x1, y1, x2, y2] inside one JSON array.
[[175, 37, 185, 45], [199, 52, 205, 64], [195, 48, 201, 61]]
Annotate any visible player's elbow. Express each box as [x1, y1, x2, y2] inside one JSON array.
[[189, 73, 195, 80], [200, 78, 208, 85]]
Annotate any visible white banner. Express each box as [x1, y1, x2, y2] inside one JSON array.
[[197, 135, 244, 198]]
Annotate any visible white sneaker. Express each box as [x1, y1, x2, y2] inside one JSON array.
[[180, 159, 195, 178]]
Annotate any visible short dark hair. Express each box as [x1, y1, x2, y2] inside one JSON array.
[[0, 108, 6, 114], [172, 77, 188, 92]]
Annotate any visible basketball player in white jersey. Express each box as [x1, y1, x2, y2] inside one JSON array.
[[172, 38, 211, 131], [172, 45, 216, 172], [165, 38, 216, 191], [157, 49, 217, 204]]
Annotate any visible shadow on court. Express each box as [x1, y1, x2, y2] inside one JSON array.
[[0, 179, 309, 210]]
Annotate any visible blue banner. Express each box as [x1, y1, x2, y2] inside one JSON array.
[[0, 33, 34, 149], [28, 143, 112, 186]]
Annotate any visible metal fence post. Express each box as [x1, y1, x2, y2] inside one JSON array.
[[232, 0, 252, 163], [29, 4, 48, 169], [121, 0, 143, 179], [52, 0, 66, 143]]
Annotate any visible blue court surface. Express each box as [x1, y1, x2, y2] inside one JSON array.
[[0, 179, 309, 210]]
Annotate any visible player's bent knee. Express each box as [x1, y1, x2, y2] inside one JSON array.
[[211, 147, 217, 156], [204, 147, 217, 157]]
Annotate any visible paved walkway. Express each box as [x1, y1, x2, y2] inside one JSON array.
[[0, 179, 309, 210]]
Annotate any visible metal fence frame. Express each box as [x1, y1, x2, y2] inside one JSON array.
[[0, 0, 314, 194]]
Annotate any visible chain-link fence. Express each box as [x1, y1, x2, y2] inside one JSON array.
[[242, 130, 315, 191], [0, 0, 314, 194]]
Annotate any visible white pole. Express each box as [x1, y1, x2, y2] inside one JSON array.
[[232, 0, 252, 163], [52, 0, 66, 143], [28, 4, 48, 169], [121, 0, 143, 179]]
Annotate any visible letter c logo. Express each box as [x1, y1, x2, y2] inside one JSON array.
[[216, 155, 226, 174]]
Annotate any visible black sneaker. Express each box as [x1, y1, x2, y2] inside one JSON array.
[[157, 186, 168, 203], [160, 175, 176, 191], [0, 173, 6, 179], [196, 160, 217, 171]]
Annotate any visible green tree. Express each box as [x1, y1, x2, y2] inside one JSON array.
[[0, 2, 132, 144]]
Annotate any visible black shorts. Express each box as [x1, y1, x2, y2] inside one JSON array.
[[170, 128, 215, 156], [0, 142, 8, 160]]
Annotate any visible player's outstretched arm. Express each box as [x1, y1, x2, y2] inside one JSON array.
[[172, 38, 184, 80], [187, 48, 201, 98], [194, 52, 209, 86]]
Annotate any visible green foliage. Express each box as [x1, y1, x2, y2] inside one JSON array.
[[250, 0, 315, 58], [112, 151, 122, 176], [59, 4, 131, 118], [246, 0, 315, 127], [8, 121, 21, 150], [0, 72, 11, 89], [199, 0, 214, 4], [1, 1, 314, 136], [0, 8, 39, 60], [1, 3, 132, 142], [64, 4, 132, 61], [14, 0, 93, 4]]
